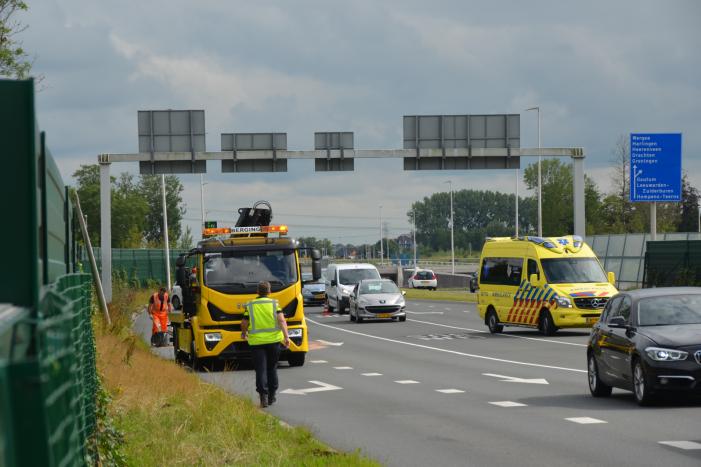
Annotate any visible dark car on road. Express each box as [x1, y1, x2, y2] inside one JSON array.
[[587, 287, 701, 405]]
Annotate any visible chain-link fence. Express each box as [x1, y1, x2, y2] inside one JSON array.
[[1, 79, 96, 467]]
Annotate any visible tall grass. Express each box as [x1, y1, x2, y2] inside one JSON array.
[[95, 279, 378, 466]]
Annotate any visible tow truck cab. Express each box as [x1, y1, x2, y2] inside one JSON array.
[[170, 204, 321, 368]]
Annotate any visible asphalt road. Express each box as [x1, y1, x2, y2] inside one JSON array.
[[137, 301, 701, 467]]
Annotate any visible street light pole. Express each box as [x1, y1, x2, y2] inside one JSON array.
[[160, 174, 171, 292], [444, 180, 455, 274], [412, 209, 417, 269], [526, 106, 542, 236], [199, 173, 206, 229], [515, 168, 519, 236], [379, 205, 384, 266]]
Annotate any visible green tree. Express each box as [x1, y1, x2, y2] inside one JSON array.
[[0, 1, 31, 78], [139, 175, 185, 247], [678, 174, 700, 232], [112, 173, 148, 247], [523, 159, 602, 236], [177, 225, 194, 249], [73, 165, 102, 245]]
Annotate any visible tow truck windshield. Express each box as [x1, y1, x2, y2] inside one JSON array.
[[203, 249, 298, 293], [541, 258, 607, 284]]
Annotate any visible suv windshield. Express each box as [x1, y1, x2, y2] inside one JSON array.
[[540, 258, 607, 284], [360, 280, 399, 294], [638, 294, 701, 326], [338, 268, 380, 285], [203, 249, 298, 294]]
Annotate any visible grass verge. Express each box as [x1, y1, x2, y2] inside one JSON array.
[[96, 285, 378, 466], [402, 288, 477, 303]]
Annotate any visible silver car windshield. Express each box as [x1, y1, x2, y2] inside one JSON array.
[[638, 295, 701, 326], [360, 281, 399, 294], [339, 269, 380, 285]]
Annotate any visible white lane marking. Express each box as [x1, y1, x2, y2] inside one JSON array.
[[489, 401, 527, 407], [310, 360, 327, 364], [565, 417, 607, 424], [406, 311, 444, 315], [659, 441, 701, 450], [406, 318, 588, 348], [333, 366, 353, 370], [307, 318, 586, 373], [445, 308, 452, 311], [429, 305, 435, 308], [436, 389, 464, 394], [395, 380, 420, 384], [317, 339, 344, 346], [483, 373, 549, 385], [280, 380, 342, 395], [362, 372, 383, 376]]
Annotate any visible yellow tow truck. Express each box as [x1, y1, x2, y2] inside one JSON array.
[[170, 202, 321, 369]]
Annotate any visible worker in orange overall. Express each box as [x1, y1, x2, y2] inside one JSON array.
[[149, 286, 172, 346]]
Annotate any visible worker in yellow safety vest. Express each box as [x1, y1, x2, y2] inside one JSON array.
[[241, 281, 290, 408]]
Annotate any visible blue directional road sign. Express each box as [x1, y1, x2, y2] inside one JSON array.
[[629, 133, 682, 202]]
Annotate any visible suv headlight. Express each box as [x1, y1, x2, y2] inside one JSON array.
[[556, 296, 572, 308], [204, 332, 222, 342], [645, 347, 688, 361], [288, 329, 303, 338]]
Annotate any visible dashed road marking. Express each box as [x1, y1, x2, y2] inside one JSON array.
[[308, 318, 587, 373], [406, 318, 588, 348], [333, 366, 353, 370], [436, 389, 465, 394], [362, 372, 383, 376], [659, 441, 701, 450], [406, 311, 444, 315], [489, 401, 527, 408], [395, 380, 420, 384], [565, 417, 607, 424], [310, 360, 327, 363]]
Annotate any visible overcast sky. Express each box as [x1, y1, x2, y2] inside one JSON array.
[[23, 0, 701, 244]]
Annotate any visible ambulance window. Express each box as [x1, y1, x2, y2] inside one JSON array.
[[527, 259, 540, 280], [480, 257, 523, 286]]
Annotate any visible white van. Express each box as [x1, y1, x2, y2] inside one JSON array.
[[325, 263, 381, 313]]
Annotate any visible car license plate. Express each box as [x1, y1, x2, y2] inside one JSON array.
[[314, 293, 324, 298], [377, 313, 392, 318], [586, 317, 599, 325]]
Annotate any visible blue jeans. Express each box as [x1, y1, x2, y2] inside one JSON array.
[[251, 343, 280, 395]]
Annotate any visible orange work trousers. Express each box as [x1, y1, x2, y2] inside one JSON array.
[[151, 312, 168, 335]]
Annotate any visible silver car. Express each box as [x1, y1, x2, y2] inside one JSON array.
[[302, 272, 326, 305], [349, 279, 407, 323]]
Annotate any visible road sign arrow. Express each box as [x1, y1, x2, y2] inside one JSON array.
[[483, 373, 549, 385], [280, 380, 343, 395], [316, 339, 344, 346]]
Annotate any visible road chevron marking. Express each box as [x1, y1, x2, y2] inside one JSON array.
[[436, 389, 464, 394], [333, 366, 353, 370], [659, 441, 701, 450], [307, 318, 586, 373], [565, 417, 607, 424], [310, 360, 327, 363], [280, 380, 342, 395], [362, 372, 383, 376], [395, 380, 420, 384], [317, 339, 344, 346], [483, 373, 549, 384], [406, 318, 588, 348]]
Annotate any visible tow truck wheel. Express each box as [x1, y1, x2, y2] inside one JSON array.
[[190, 341, 204, 371], [288, 353, 305, 367]]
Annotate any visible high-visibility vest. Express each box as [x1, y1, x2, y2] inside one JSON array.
[[244, 297, 283, 346], [150, 292, 170, 314]]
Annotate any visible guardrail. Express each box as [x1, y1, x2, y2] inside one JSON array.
[[1, 79, 96, 467]]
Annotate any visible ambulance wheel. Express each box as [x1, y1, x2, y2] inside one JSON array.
[[288, 353, 305, 367], [486, 309, 503, 334], [538, 310, 558, 336]]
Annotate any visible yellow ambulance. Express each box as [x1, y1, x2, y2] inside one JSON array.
[[477, 235, 617, 335]]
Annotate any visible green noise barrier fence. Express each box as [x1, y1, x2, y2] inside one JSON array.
[[1, 79, 96, 466]]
